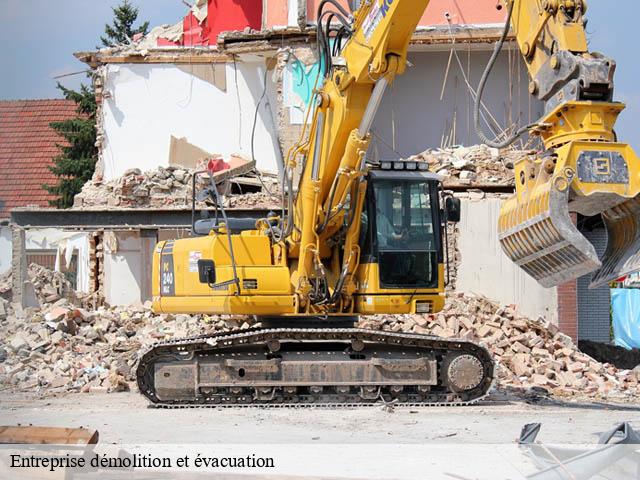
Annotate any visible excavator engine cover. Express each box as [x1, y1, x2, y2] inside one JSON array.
[[499, 140, 640, 289]]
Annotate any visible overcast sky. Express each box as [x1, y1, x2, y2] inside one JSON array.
[[0, 0, 638, 142]]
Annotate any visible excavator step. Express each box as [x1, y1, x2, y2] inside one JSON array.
[[136, 328, 494, 407]]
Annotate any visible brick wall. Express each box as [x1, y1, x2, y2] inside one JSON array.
[[557, 280, 578, 341]]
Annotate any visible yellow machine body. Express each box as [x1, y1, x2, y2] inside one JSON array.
[[153, 230, 446, 317], [152, 0, 640, 318]]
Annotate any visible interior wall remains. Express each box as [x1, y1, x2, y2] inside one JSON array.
[[100, 57, 282, 181], [455, 197, 559, 324], [370, 50, 542, 160], [276, 47, 542, 162], [103, 230, 155, 305], [0, 226, 11, 274]]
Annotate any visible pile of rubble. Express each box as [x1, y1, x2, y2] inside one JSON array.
[[1, 265, 637, 401], [406, 145, 535, 186], [0, 295, 256, 395], [73, 163, 281, 210], [1, 264, 102, 311], [363, 293, 640, 402]]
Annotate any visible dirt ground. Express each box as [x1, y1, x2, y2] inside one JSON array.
[[1, 391, 638, 445]]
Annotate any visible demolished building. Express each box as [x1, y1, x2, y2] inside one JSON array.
[[3, 0, 611, 344]]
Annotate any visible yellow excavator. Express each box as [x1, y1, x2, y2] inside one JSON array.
[[136, 0, 640, 406]]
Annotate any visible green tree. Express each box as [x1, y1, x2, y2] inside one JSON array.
[[45, 1, 149, 208], [44, 83, 98, 208], [100, 0, 150, 47]]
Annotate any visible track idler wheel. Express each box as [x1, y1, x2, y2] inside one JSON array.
[[443, 353, 485, 393]]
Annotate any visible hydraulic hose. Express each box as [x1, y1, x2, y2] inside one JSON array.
[[474, 1, 537, 148]]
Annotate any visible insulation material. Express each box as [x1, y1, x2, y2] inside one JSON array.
[[611, 288, 640, 350], [138, 22, 184, 50], [191, 0, 209, 23], [100, 60, 282, 180]]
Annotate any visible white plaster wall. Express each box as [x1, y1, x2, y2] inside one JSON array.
[[0, 226, 11, 275], [101, 58, 282, 180], [103, 231, 144, 306], [371, 49, 544, 158], [456, 198, 558, 323]]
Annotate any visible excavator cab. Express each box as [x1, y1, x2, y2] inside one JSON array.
[[357, 165, 457, 300], [363, 169, 443, 290]]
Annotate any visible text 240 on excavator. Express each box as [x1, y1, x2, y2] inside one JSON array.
[[136, 0, 640, 406]]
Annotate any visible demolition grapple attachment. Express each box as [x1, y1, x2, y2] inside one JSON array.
[[498, 103, 640, 289]]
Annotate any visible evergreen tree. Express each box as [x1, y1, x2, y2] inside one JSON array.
[[45, 1, 149, 208], [43, 83, 98, 208], [100, 0, 149, 47]]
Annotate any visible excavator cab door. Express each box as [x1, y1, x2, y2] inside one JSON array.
[[363, 170, 443, 289]]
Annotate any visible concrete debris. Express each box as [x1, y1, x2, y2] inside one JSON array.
[[1, 264, 102, 313], [1, 266, 635, 400], [1, 289, 637, 401], [0, 297, 258, 395], [73, 158, 281, 210], [360, 293, 640, 402], [406, 145, 536, 186]]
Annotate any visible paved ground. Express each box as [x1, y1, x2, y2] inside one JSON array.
[[1, 392, 638, 445]]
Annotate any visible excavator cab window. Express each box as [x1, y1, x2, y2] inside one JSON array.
[[366, 172, 441, 289]]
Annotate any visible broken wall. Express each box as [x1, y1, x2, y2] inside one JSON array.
[[456, 197, 559, 323], [0, 227, 90, 292], [370, 49, 543, 159], [99, 57, 282, 181], [0, 226, 10, 274], [103, 230, 155, 305], [276, 47, 542, 162]]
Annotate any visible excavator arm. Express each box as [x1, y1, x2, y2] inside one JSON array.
[[490, 0, 640, 288], [285, 0, 432, 311]]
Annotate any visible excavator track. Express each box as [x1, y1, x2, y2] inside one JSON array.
[[136, 328, 494, 407]]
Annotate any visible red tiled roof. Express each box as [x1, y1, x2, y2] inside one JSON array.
[[0, 99, 79, 219]]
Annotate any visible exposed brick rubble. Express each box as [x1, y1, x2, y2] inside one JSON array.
[[0, 267, 256, 395], [73, 164, 281, 210], [1, 273, 637, 401], [0, 264, 102, 310], [406, 145, 535, 186], [361, 293, 640, 402]]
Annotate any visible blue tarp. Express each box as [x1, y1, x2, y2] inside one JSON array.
[[610, 288, 640, 350]]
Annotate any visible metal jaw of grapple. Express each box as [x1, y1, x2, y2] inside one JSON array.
[[498, 141, 640, 289]]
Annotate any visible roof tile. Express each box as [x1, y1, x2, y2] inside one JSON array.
[[0, 99, 80, 218]]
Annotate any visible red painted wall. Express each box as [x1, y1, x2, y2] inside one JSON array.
[[207, 0, 262, 40], [292, 0, 506, 27], [160, 0, 263, 47]]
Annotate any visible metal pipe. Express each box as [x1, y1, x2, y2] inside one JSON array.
[[312, 111, 325, 181], [358, 77, 389, 138]]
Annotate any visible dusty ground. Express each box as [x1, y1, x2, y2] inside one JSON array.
[[1, 392, 638, 445]]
